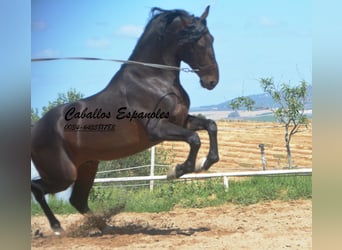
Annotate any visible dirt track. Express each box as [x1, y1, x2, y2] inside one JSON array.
[[31, 200, 311, 249]]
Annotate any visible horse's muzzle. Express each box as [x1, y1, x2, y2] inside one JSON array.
[[200, 79, 218, 90], [198, 63, 219, 90]]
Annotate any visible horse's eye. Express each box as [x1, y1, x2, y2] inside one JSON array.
[[197, 36, 206, 47]]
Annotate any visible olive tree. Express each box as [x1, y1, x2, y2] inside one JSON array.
[[260, 78, 309, 168], [229, 78, 310, 168], [229, 96, 255, 112]]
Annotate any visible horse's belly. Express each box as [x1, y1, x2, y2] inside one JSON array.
[[65, 121, 155, 162]]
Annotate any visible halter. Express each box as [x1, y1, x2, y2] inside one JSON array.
[[31, 57, 199, 73]]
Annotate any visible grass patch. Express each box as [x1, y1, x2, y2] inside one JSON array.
[[31, 195, 77, 216], [31, 175, 311, 215], [225, 175, 311, 205]]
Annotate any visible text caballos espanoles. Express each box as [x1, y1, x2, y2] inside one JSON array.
[[64, 106, 169, 122]]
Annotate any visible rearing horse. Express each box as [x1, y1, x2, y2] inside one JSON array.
[[31, 6, 219, 234]]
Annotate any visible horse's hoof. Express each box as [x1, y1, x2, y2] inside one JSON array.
[[34, 229, 44, 238], [195, 157, 207, 173], [53, 227, 64, 236], [167, 165, 177, 180]]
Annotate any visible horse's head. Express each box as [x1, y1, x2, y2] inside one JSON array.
[[178, 6, 219, 90], [149, 6, 219, 90]]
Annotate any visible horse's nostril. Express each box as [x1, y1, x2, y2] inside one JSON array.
[[200, 79, 217, 90], [210, 81, 217, 87]]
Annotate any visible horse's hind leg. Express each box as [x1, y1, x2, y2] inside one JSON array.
[[69, 160, 99, 214], [31, 151, 77, 234], [31, 179, 63, 234]]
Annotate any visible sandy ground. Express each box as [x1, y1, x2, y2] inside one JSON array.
[[31, 200, 311, 250]]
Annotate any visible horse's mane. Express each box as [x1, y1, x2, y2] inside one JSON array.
[[128, 7, 207, 59], [149, 7, 191, 26], [142, 7, 207, 45]]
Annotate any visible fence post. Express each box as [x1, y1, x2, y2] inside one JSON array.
[[150, 146, 155, 191], [223, 176, 229, 191], [259, 143, 267, 170]]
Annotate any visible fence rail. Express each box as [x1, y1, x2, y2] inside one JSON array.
[[94, 168, 312, 191]]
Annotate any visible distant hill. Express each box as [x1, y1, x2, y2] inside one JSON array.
[[190, 85, 312, 112]]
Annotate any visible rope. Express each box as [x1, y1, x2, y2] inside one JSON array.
[[31, 57, 199, 73]]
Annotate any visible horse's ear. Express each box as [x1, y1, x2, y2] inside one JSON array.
[[200, 5, 210, 20]]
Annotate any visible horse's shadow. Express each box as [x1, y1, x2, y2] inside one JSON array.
[[66, 215, 210, 238], [100, 224, 210, 237], [67, 223, 210, 238], [66, 206, 211, 238]]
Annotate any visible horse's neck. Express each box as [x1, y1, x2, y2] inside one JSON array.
[[102, 51, 181, 94], [129, 34, 180, 67], [103, 34, 182, 92]]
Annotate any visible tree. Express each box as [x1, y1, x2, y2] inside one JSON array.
[[31, 107, 40, 124], [31, 88, 84, 123], [41, 88, 84, 116], [260, 78, 309, 168], [195, 113, 207, 119], [229, 96, 255, 111]]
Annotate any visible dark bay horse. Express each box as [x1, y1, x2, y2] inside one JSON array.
[[31, 6, 219, 234]]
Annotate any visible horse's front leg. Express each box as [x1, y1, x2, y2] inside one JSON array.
[[148, 121, 201, 179], [185, 115, 219, 171]]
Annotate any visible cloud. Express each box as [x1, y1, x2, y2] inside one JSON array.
[[245, 16, 280, 29], [35, 48, 60, 58], [117, 25, 143, 38], [258, 16, 276, 27], [86, 38, 111, 49]]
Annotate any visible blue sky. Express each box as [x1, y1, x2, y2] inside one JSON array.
[[32, 0, 311, 112]]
